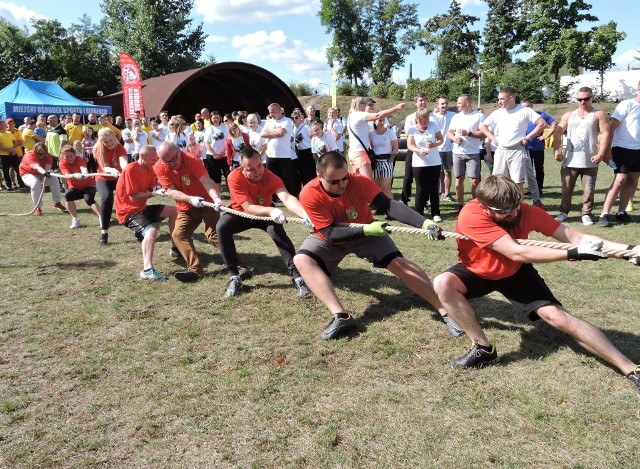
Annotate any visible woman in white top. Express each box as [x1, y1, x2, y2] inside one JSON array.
[[165, 117, 188, 151], [407, 109, 444, 221], [368, 116, 398, 199], [310, 122, 337, 162], [324, 107, 345, 154], [347, 96, 405, 179], [247, 113, 267, 164]]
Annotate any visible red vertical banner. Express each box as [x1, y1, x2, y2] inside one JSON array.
[[118, 52, 145, 119]]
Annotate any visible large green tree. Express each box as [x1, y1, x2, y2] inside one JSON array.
[[583, 21, 627, 97], [100, 0, 205, 78], [420, 0, 481, 79], [481, 0, 526, 71], [0, 19, 35, 87]]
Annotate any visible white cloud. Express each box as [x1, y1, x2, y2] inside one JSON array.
[[194, 0, 313, 24], [0, 1, 48, 29], [458, 0, 484, 8], [613, 48, 640, 70], [205, 35, 227, 44]]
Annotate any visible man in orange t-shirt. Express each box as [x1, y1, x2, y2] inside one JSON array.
[[58, 144, 101, 229], [115, 145, 178, 281], [433, 174, 640, 395]]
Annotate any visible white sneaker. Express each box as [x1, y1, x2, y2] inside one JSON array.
[[433, 215, 442, 223], [555, 213, 568, 222], [70, 218, 82, 229], [581, 214, 593, 226]]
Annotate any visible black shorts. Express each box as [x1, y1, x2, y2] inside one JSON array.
[[445, 263, 561, 320], [123, 204, 166, 235], [611, 147, 640, 174], [65, 187, 97, 206]]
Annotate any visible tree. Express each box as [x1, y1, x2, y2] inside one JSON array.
[[481, 0, 526, 71], [420, 0, 481, 79], [0, 19, 35, 87], [100, 0, 205, 78], [583, 21, 626, 98]]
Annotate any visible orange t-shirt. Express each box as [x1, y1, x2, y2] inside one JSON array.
[[59, 157, 96, 190], [19, 150, 52, 177], [155, 151, 209, 212], [228, 166, 284, 211], [115, 161, 158, 223]]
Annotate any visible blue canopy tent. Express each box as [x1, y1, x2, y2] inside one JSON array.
[[0, 78, 112, 121]]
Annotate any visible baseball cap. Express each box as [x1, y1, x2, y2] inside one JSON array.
[[363, 98, 376, 106]]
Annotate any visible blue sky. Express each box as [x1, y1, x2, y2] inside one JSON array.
[[1, 0, 638, 93]]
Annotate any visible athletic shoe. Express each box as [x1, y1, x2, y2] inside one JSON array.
[[443, 193, 455, 202], [169, 246, 184, 259], [597, 215, 613, 228], [533, 200, 548, 211], [627, 366, 640, 397], [70, 218, 82, 229], [581, 214, 593, 226], [225, 275, 243, 297], [524, 189, 532, 196], [238, 264, 254, 280], [34, 208, 42, 216], [139, 267, 167, 281], [451, 342, 499, 369], [321, 312, 356, 340], [443, 315, 464, 337], [134, 230, 144, 243], [615, 211, 632, 224], [53, 202, 68, 212], [626, 201, 634, 212], [6, 186, 15, 192], [294, 277, 312, 298], [174, 270, 203, 283], [555, 212, 568, 222], [433, 215, 442, 223], [99, 233, 108, 246]]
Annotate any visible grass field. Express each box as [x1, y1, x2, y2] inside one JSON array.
[[1, 152, 639, 468]]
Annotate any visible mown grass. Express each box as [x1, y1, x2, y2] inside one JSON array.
[[0, 152, 639, 468]]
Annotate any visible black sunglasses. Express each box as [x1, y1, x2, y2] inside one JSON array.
[[322, 174, 349, 185], [576, 97, 592, 102]]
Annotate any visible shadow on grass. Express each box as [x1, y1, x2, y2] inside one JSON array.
[[34, 259, 118, 272]]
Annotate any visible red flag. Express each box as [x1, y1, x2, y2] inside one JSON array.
[[118, 52, 145, 119]]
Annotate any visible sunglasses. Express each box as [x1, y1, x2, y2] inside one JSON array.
[[487, 201, 520, 214], [322, 174, 349, 185], [576, 97, 592, 102], [163, 151, 180, 165]]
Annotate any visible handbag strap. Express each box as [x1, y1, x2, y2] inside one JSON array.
[[348, 123, 371, 153]]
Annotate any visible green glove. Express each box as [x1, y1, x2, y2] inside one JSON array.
[[422, 219, 444, 240], [363, 221, 389, 237]]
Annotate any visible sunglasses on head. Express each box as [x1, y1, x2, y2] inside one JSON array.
[[322, 174, 349, 185], [487, 199, 521, 214]]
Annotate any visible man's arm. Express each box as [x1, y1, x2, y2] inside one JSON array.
[[277, 188, 307, 219], [592, 111, 612, 164], [523, 117, 546, 145], [199, 174, 222, 202], [552, 111, 571, 161]]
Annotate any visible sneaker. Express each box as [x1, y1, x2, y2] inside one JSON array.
[[134, 230, 144, 243], [533, 200, 547, 211], [627, 201, 634, 212], [615, 211, 632, 224], [294, 277, 312, 298], [321, 312, 356, 340], [524, 189, 532, 196], [597, 215, 613, 228], [53, 202, 68, 212], [433, 215, 442, 223], [451, 342, 499, 369], [6, 186, 15, 192], [443, 193, 455, 202], [139, 267, 168, 281], [581, 214, 593, 226], [99, 232, 108, 246], [225, 275, 243, 297], [174, 270, 203, 283], [70, 218, 82, 229], [443, 315, 464, 337], [238, 264, 254, 280], [34, 208, 42, 216], [555, 212, 568, 222], [169, 246, 184, 259], [627, 366, 640, 397]]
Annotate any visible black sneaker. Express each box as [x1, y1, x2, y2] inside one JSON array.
[[294, 277, 312, 298], [597, 215, 613, 227], [615, 211, 632, 224], [627, 366, 640, 397], [169, 246, 184, 260], [321, 312, 356, 340], [451, 342, 499, 369], [99, 232, 108, 246], [174, 270, 203, 283]]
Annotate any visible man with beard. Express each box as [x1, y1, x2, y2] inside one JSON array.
[[432, 174, 640, 395]]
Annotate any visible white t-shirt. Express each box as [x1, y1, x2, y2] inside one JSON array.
[[149, 127, 168, 148], [404, 111, 417, 133], [121, 128, 135, 154], [450, 110, 484, 154], [430, 111, 455, 152], [369, 128, 397, 155], [263, 116, 293, 159], [408, 121, 441, 167], [325, 119, 345, 152], [311, 133, 337, 156], [204, 125, 227, 155], [194, 130, 208, 159], [611, 98, 640, 149], [132, 129, 148, 154], [347, 111, 371, 153], [166, 132, 188, 150], [483, 104, 540, 148], [293, 123, 312, 150]]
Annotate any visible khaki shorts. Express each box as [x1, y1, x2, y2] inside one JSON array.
[[348, 150, 372, 171]]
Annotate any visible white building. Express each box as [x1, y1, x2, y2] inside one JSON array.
[[561, 70, 640, 100]]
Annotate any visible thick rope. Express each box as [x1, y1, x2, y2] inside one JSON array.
[[203, 202, 637, 260]]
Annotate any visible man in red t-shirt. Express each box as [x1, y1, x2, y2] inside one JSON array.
[[115, 145, 178, 281], [216, 146, 312, 298], [433, 174, 640, 394], [294, 151, 458, 341], [156, 142, 224, 282], [58, 144, 101, 229]]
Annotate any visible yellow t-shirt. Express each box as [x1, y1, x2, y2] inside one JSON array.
[[0, 130, 14, 156], [10, 128, 23, 156], [65, 123, 84, 142]]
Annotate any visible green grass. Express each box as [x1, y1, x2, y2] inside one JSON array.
[[0, 152, 639, 468]]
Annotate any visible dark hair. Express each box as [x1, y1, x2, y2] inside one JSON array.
[[239, 146, 259, 161], [316, 151, 347, 176]]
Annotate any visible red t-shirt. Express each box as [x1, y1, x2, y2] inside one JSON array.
[[455, 199, 561, 280], [155, 151, 209, 212], [228, 167, 284, 211], [299, 172, 381, 241], [95, 143, 127, 182], [59, 157, 96, 190], [19, 150, 53, 177], [115, 161, 158, 223]]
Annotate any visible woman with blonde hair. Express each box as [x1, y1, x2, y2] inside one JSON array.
[[93, 127, 128, 245]]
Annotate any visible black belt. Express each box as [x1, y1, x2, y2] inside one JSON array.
[[374, 153, 391, 160]]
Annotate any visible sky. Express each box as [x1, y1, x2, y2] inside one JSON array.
[[2, 0, 639, 94]]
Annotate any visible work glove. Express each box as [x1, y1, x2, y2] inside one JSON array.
[[362, 221, 389, 237], [213, 197, 224, 212], [270, 207, 287, 224], [189, 196, 205, 208], [567, 238, 608, 261], [627, 245, 640, 266], [104, 167, 120, 177], [152, 188, 166, 197], [301, 210, 314, 227], [422, 219, 444, 240], [73, 173, 85, 179]]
